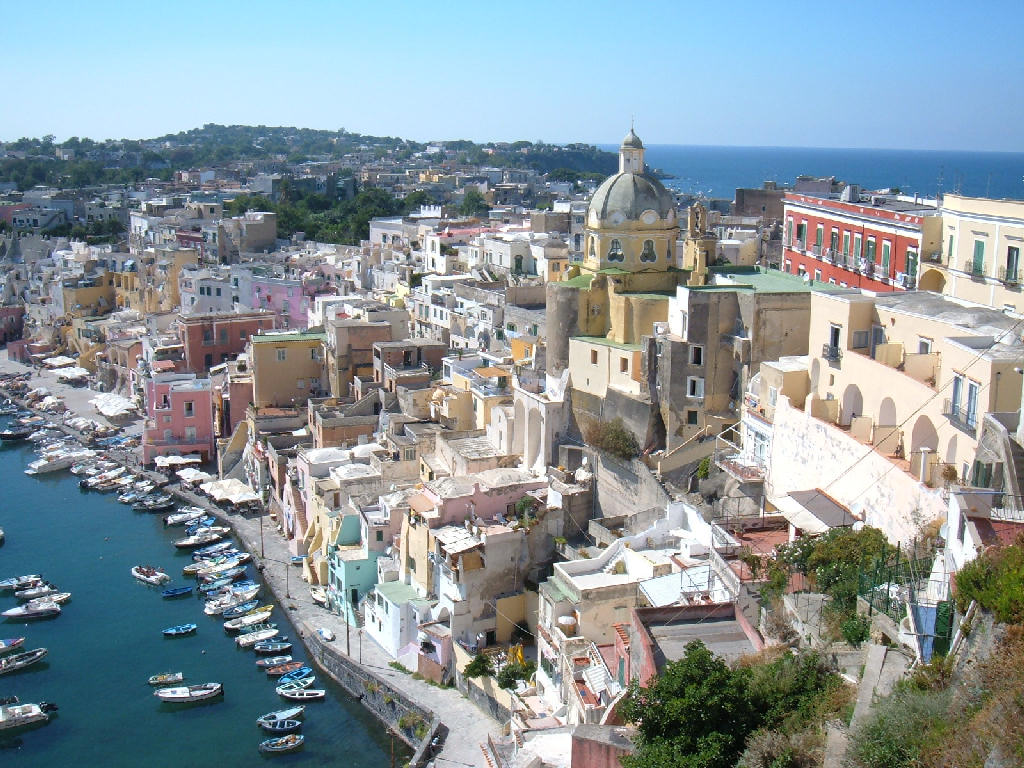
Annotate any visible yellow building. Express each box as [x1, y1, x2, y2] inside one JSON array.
[[249, 330, 328, 408], [917, 195, 1024, 311]]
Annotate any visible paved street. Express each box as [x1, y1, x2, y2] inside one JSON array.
[[0, 350, 496, 768]]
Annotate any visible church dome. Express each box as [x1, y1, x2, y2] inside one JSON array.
[[587, 127, 675, 227], [588, 171, 675, 224]]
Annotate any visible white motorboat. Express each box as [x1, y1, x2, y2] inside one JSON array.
[[15, 582, 58, 600], [27, 592, 70, 607], [205, 586, 261, 615], [174, 528, 229, 549], [131, 566, 170, 586], [0, 698, 58, 730], [223, 609, 273, 632], [25, 449, 96, 475], [154, 682, 223, 703], [2, 601, 60, 619], [0, 575, 42, 592], [164, 508, 206, 527]]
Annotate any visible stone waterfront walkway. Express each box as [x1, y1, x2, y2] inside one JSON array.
[[0, 351, 497, 768]]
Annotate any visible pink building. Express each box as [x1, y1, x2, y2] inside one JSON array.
[[410, 468, 547, 526], [142, 372, 215, 465], [250, 276, 309, 330]]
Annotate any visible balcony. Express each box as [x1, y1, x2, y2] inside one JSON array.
[[943, 399, 978, 436], [963, 259, 986, 278], [822, 344, 842, 363], [714, 437, 765, 483], [999, 266, 1020, 285], [858, 260, 875, 277], [811, 244, 822, 258]]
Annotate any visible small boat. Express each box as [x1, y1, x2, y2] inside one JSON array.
[[309, 586, 327, 606], [259, 733, 304, 753], [133, 495, 176, 512], [164, 508, 206, 527], [236, 627, 279, 648], [198, 577, 233, 595], [0, 637, 26, 655], [221, 599, 259, 620], [148, 672, 184, 686], [0, 527, 4, 545], [27, 592, 70, 607], [0, 426, 33, 441], [254, 639, 292, 655], [174, 529, 227, 549], [265, 660, 305, 677], [194, 556, 249, 579], [276, 688, 325, 702], [255, 655, 293, 669], [0, 648, 48, 676], [275, 677, 314, 692], [161, 586, 193, 599], [185, 517, 216, 535], [154, 682, 223, 703], [0, 575, 42, 592], [2, 601, 60, 620], [259, 718, 302, 734], [256, 705, 305, 724], [192, 541, 235, 558], [132, 565, 171, 586], [15, 581, 58, 600], [162, 623, 197, 637], [237, 622, 277, 636], [202, 581, 258, 603], [316, 627, 336, 642], [198, 566, 246, 584], [278, 666, 314, 684], [0, 699, 58, 731], [223, 609, 273, 632], [205, 587, 260, 615]]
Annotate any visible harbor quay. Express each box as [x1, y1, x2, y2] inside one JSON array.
[[0, 351, 497, 768]]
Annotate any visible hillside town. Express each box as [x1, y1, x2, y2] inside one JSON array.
[[2, 127, 1023, 768]]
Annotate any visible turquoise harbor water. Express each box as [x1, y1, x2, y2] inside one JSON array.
[[0, 432, 407, 767]]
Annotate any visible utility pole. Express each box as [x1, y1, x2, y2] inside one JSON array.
[[345, 593, 351, 657]]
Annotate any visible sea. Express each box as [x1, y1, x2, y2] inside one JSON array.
[[0, 427, 408, 768], [598, 144, 1024, 202]]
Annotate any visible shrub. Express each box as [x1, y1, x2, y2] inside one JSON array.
[[847, 689, 949, 768], [696, 456, 711, 480], [737, 728, 821, 768], [585, 418, 640, 460], [840, 613, 871, 647], [462, 652, 494, 679], [496, 661, 537, 690], [953, 534, 1024, 622]]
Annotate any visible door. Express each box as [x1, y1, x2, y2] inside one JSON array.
[[973, 240, 985, 275], [870, 325, 886, 358]]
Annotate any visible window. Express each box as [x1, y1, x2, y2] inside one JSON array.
[[815, 224, 824, 247], [163, 415, 171, 424], [686, 410, 698, 425], [403, 448, 415, 461], [687, 377, 705, 399], [966, 380, 979, 428], [689, 345, 703, 366], [276, 348, 286, 362], [906, 249, 919, 279], [785, 218, 793, 245], [240, 329, 248, 339], [296, 379, 306, 389], [219, 329, 227, 343], [784, 260, 792, 273], [796, 222, 806, 247], [591, 350, 598, 365], [620, 357, 629, 373], [830, 229, 839, 253], [881, 241, 891, 273], [215, 287, 221, 297], [185, 426, 197, 441], [768, 386, 779, 406], [608, 239, 624, 262], [918, 337, 933, 354], [183, 401, 194, 418], [842, 232, 851, 258], [375, 530, 384, 542], [640, 239, 656, 262], [972, 239, 985, 274], [854, 234, 863, 261], [814, 269, 822, 281], [865, 237, 877, 263], [947, 234, 955, 261], [951, 373, 964, 416], [1006, 246, 1019, 282]]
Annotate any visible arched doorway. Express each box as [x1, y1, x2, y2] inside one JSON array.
[[917, 269, 945, 292], [841, 384, 864, 426], [911, 415, 940, 454], [878, 397, 897, 426]]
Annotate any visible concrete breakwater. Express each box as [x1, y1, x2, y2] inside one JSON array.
[[0, 383, 442, 767]]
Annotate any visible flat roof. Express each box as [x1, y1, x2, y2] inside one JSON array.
[[570, 335, 641, 352], [646, 615, 756, 663], [251, 331, 326, 343], [709, 266, 846, 294]]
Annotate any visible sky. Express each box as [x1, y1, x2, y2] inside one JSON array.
[[3, 0, 1023, 152]]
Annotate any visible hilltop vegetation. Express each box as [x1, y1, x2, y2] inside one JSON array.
[[0, 124, 615, 191]]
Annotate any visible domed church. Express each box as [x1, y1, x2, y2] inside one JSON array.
[[543, 127, 711, 455]]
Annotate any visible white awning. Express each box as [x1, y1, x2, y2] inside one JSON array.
[[56, 366, 90, 380], [154, 454, 203, 468], [43, 355, 76, 368], [177, 467, 213, 483], [770, 495, 831, 535]]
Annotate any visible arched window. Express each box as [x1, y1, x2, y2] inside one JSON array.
[[640, 239, 656, 262], [608, 239, 624, 262], [589, 237, 596, 259]]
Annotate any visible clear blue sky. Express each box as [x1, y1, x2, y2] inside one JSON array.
[[3, 0, 1023, 152]]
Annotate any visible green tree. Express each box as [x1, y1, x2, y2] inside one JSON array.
[[459, 188, 489, 217], [621, 642, 757, 768], [401, 189, 435, 213], [462, 652, 494, 679]]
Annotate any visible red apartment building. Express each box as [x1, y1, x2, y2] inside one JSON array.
[[178, 310, 275, 373], [782, 192, 938, 291]]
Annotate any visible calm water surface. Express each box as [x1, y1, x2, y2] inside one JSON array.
[[0, 432, 407, 767]]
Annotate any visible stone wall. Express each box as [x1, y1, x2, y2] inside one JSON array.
[[591, 451, 670, 521]]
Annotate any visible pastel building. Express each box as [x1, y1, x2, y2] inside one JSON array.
[[142, 372, 215, 464]]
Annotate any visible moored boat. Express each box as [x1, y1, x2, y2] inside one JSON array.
[[0, 699, 58, 731], [316, 627, 336, 642], [162, 623, 197, 637], [0, 637, 26, 655], [258, 733, 304, 753], [0, 426, 33, 441], [276, 687, 325, 702], [173, 528, 228, 549], [164, 508, 206, 527], [223, 609, 273, 632], [131, 565, 171, 585], [256, 705, 305, 724], [236, 627, 279, 648], [14, 581, 58, 600], [309, 586, 327, 606], [278, 666, 313, 684], [254, 639, 292, 654], [161, 586, 193, 599], [198, 565, 246, 584], [26, 592, 70, 607], [0, 574, 42, 591], [220, 599, 260, 619], [154, 682, 223, 703], [255, 655, 293, 669], [259, 718, 302, 734], [265, 660, 305, 677], [0, 647, 48, 675], [2, 601, 60, 620], [148, 672, 184, 686]]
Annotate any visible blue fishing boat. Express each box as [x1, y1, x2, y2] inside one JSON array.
[[161, 586, 193, 599], [162, 623, 197, 637], [220, 599, 258, 619], [259, 718, 302, 734], [278, 666, 313, 684], [253, 639, 292, 654]]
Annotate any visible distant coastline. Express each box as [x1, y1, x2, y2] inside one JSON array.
[[599, 143, 1024, 201]]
